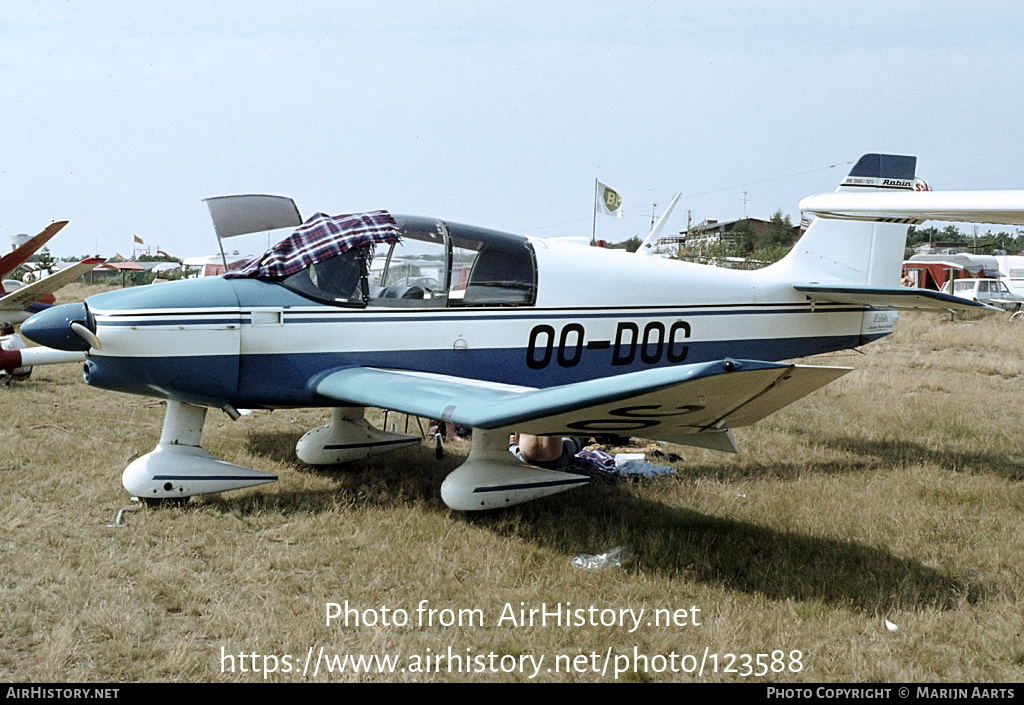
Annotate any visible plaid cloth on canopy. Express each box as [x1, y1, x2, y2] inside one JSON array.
[[225, 210, 400, 279]]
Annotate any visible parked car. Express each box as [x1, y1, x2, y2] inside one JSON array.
[[950, 278, 1024, 311]]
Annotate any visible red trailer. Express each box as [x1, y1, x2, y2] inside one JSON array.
[[902, 253, 999, 291]]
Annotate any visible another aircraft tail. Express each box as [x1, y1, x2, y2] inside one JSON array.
[[0, 221, 69, 281], [771, 154, 919, 287]]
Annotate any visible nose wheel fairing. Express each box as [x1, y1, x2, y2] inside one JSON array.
[[122, 401, 276, 499]]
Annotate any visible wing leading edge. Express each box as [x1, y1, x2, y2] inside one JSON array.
[[312, 360, 850, 452]]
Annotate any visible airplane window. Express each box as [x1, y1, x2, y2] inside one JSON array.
[[368, 217, 448, 307], [366, 215, 536, 308], [449, 242, 480, 297], [455, 242, 536, 305], [447, 225, 536, 307], [280, 249, 366, 305]]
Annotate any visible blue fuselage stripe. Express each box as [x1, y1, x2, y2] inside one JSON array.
[[81, 301, 883, 407], [83, 332, 878, 408]]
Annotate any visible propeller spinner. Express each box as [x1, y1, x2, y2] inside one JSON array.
[[20, 302, 95, 351]]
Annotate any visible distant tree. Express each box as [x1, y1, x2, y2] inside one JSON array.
[[730, 219, 757, 256], [760, 210, 796, 250], [904, 224, 1024, 257], [604, 236, 642, 252], [750, 242, 790, 266], [676, 224, 746, 264], [35, 247, 56, 274], [675, 209, 797, 268], [906, 225, 960, 257], [906, 225, 940, 249]]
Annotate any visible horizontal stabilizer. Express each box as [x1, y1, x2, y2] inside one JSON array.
[[800, 190, 1024, 226], [794, 284, 1000, 312], [314, 360, 850, 446]]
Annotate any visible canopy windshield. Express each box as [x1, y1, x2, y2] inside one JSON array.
[[225, 211, 400, 279], [230, 210, 536, 308]]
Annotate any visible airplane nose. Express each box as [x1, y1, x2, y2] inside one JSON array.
[[20, 302, 92, 352]]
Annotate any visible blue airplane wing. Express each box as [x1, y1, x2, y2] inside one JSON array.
[[312, 359, 850, 447]]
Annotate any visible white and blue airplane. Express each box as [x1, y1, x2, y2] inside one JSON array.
[[10, 154, 1024, 510]]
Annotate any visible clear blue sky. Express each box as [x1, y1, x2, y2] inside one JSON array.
[[2, 0, 1023, 258]]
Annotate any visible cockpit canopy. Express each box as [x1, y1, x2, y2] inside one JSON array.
[[230, 211, 537, 308]]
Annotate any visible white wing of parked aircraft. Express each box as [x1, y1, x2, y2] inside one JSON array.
[[0, 258, 104, 313]]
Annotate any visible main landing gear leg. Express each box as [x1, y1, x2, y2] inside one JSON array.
[[440, 428, 589, 511], [122, 400, 277, 501]]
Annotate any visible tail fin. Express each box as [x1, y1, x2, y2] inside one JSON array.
[[777, 154, 917, 286], [0, 221, 69, 280], [835, 153, 918, 193]]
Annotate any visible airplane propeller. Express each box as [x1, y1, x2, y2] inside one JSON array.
[[69, 304, 101, 350], [70, 321, 101, 350]]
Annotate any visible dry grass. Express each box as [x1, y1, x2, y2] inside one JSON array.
[[3, 290, 1024, 682]]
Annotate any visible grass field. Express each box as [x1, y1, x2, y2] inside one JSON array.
[[2, 288, 1024, 682]]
